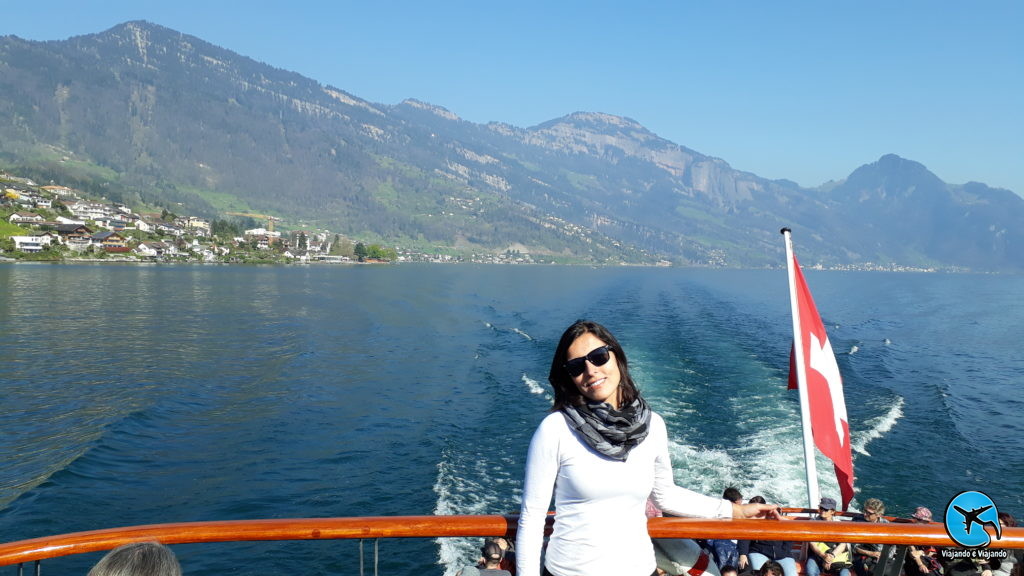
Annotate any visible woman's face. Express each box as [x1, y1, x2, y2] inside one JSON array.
[[566, 332, 622, 409]]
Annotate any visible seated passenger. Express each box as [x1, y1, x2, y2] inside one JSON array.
[[761, 560, 786, 576], [479, 540, 513, 575], [88, 542, 181, 576], [852, 498, 889, 576], [485, 536, 516, 574], [987, 513, 1020, 576], [707, 488, 744, 569], [904, 507, 942, 576], [806, 497, 852, 576], [738, 497, 797, 576]]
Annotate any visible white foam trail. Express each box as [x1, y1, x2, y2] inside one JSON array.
[[512, 328, 533, 341], [852, 396, 904, 456], [433, 446, 522, 575], [849, 345, 859, 355], [433, 450, 498, 575], [522, 373, 550, 400], [667, 442, 744, 497], [665, 414, 819, 508]]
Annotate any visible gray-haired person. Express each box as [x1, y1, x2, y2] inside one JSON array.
[[88, 542, 182, 576]]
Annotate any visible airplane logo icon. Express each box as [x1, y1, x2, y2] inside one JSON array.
[[953, 505, 1002, 539], [945, 491, 1002, 548]]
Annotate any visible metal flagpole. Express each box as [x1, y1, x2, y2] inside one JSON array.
[[781, 227, 820, 509]]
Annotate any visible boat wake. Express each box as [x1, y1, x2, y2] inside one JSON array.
[[481, 321, 534, 341], [432, 444, 521, 576], [852, 396, 904, 456], [512, 328, 534, 341], [522, 373, 550, 400]]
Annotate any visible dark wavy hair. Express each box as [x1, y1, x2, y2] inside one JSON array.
[[548, 320, 640, 412]]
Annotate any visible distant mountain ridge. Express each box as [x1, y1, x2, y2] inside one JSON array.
[[1, 21, 1021, 270]]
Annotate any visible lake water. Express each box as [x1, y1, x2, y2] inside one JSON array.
[[1, 263, 1021, 575]]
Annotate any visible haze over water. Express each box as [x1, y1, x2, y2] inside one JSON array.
[[1, 263, 1020, 575]]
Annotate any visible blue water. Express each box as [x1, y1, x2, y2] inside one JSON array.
[[0, 263, 1021, 575]]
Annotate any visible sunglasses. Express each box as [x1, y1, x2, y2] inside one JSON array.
[[564, 346, 612, 377]]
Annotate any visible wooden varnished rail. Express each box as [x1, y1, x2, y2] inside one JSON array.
[[0, 511, 1021, 567]]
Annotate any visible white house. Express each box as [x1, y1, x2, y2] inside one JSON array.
[[8, 212, 44, 224], [134, 241, 177, 257], [155, 222, 184, 237], [11, 234, 54, 252], [68, 201, 110, 221], [243, 227, 281, 239]]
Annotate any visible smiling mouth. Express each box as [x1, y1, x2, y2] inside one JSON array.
[[584, 378, 605, 389]]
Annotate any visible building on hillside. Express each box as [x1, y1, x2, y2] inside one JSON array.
[[40, 185, 76, 198], [155, 222, 184, 237], [283, 249, 309, 262], [55, 223, 94, 251], [56, 216, 87, 225], [252, 235, 271, 250], [94, 216, 128, 231], [11, 234, 56, 252], [68, 201, 111, 221], [9, 212, 44, 225], [90, 231, 128, 251], [134, 241, 175, 257], [185, 216, 211, 236], [244, 227, 281, 239]]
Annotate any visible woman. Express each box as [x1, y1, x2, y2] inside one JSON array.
[[516, 320, 778, 576]]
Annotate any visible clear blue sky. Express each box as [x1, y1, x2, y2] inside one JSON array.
[[4, 1, 1022, 195]]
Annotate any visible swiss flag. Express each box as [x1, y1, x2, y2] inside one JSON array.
[[787, 253, 855, 510]]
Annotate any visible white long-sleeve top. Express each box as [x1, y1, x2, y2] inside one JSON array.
[[516, 411, 732, 576]]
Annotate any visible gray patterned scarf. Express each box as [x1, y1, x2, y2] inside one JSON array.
[[561, 397, 651, 461]]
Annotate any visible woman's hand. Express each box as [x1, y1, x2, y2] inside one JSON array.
[[732, 502, 783, 519], [738, 555, 749, 570]]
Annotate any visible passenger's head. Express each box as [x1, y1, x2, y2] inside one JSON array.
[[818, 497, 837, 518], [998, 512, 1017, 528], [481, 541, 504, 568], [761, 561, 785, 576], [721, 566, 739, 576], [910, 506, 932, 523], [748, 495, 767, 504], [723, 487, 743, 503], [549, 320, 638, 411], [88, 542, 181, 576], [486, 536, 510, 552], [862, 498, 885, 521]]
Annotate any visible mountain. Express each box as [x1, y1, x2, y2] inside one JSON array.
[[1, 21, 1021, 270]]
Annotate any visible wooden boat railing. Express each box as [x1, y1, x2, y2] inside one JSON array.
[[0, 509, 1021, 568]]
